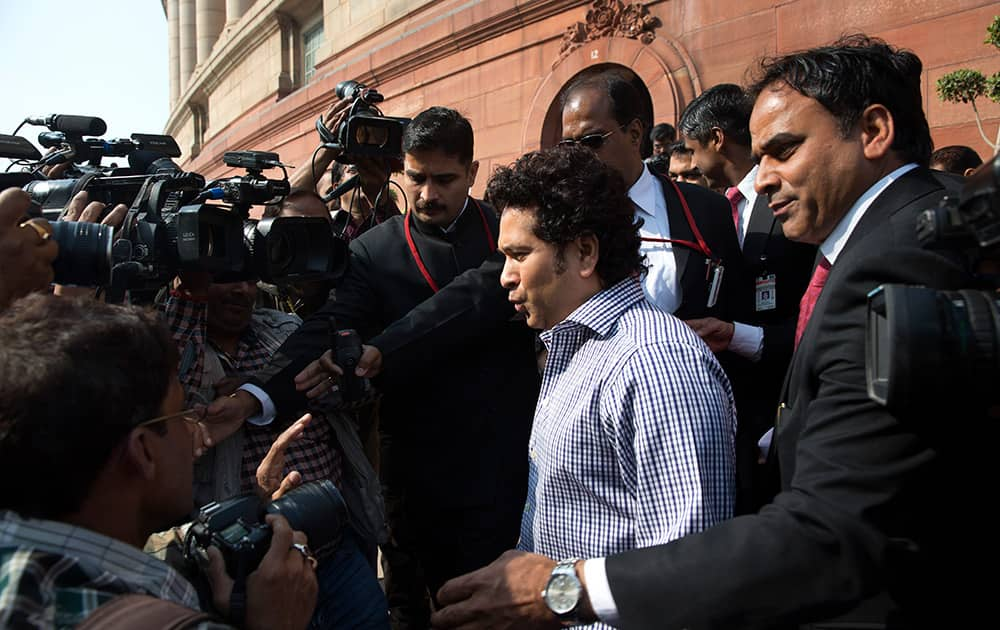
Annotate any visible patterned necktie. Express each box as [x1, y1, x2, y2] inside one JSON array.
[[725, 186, 743, 238], [794, 256, 832, 349]]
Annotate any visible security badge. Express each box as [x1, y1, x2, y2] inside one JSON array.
[[756, 273, 777, 311]]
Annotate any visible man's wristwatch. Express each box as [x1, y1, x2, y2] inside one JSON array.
[[542, 558, 583, 626]]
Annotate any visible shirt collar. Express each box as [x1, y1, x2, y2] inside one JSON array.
[[736, 165, 758, 204], [820, 163, 918, 265], [629, 165, 660, 218], [542, 278, 645, 344], [442, 197, 471, 234]]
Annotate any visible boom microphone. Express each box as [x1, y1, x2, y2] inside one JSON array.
[[25, 115, 107, 136]]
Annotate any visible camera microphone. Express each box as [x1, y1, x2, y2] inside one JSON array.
[[25, 115, 107, 137], [323, 173, 359, 202]]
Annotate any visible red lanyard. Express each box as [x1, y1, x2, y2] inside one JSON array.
[[641, 175, 716, 261], [405, 198, 496, 293]]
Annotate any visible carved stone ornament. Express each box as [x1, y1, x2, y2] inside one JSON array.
[[555, 0, 660, 67]]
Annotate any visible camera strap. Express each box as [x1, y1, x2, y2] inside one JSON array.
[[228, 558, 250, 627], [405, 197, 496, 293]]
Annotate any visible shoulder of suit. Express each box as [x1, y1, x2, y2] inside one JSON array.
[[673, 180, 728, 209], [350, 214, 406, 250], [472, 197, 499, 218]]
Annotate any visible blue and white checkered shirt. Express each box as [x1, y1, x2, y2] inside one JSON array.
[[519, 278, 736, 569]]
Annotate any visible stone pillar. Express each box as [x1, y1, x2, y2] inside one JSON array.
[[179, 0, 197, 89], [167, 0, 180, 105], [225, 0, 251, 27], [196, 0, 225, 64]]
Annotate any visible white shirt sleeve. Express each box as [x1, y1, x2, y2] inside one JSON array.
[[582, 558, 620, 625], [729, 322, 764, 362], [238, 383, 277, 426]]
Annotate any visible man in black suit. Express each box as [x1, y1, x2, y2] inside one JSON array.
[[430, 35, 979, 630], [206, 107, 539, 629], [679, 83, 817, 514]]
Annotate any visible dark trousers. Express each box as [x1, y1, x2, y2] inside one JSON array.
[[379, 432, 521, 630]]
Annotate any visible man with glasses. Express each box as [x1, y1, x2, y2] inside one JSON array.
[[0, 294, 316, 629], [559, 73, 741, 321]]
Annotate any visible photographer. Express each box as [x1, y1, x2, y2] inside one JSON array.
[[0, 188, 57, 311], [0, 294, 316, 629]]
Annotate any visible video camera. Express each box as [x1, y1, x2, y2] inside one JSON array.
[[315, 80, 409, 165], [184, 480, 348, 579], [1, 115, 350, 302], [866, 155, 1000, 417]]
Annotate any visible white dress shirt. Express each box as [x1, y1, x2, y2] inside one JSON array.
[[631, 165, 681, 314]]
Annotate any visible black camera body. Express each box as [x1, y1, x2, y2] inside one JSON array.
[[866, 156, 1000, 417], [316, 80, 410, 164], [184, 480, 348, 579]]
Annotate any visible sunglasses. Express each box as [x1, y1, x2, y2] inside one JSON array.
[[559, 128, 619, 151]]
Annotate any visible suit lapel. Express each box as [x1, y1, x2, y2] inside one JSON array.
[[659, 176, 693, 291]]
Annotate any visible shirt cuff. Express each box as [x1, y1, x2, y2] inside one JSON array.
[[582, 558, 620, 626], [730, 322, 764, 361], [238, 383, 276, 426]]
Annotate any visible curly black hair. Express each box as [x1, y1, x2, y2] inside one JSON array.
[[486, 144, 644, 286], [748, 34, 932, 166], [0, 294, 178, 519]]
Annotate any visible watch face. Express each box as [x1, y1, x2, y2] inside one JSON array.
[[545, 573, 581, 615]]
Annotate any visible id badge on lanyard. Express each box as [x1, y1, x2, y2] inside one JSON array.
[[706, 259, 724, 308]]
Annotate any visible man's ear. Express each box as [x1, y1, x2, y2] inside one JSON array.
[[626, 118, 644, 147], [709, 127, 725, 152], [467, 160, 480, 188], [575, 232, 600, 279], [122, 429, 158, 481], [859, 104, 894, 161]]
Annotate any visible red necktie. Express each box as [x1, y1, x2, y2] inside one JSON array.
[[794, 256, 832, 349], [725, 186, 743, 231]]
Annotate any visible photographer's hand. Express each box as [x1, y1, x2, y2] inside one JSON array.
[[256, 413, 310, 500], [62, 190, 127, 227], [356, 344, 383, 378], [204, 514, 318, 630], [290, 98, 353, 193], [0, 188, 58, 311], [294, 349, 344, 399]]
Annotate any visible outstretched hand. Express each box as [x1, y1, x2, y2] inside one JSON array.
[[256, 413, 311, 500]]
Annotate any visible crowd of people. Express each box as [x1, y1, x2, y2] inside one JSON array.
[[0, 33, 990, 630]]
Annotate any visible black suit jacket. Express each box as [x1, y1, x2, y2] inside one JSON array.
[[603, 167, 980, 629], [725, 193, 816, 513], [367, 167, 743, 366], [652, 172, 744, 321], [253, 200, 539, 510]]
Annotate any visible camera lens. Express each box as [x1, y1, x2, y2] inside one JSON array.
[[50, 221, 113, 286], [267, 232, 294, 274], [335, 80, 363, 101]]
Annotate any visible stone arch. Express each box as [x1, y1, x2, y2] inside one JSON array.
[[521, 34, 701, 154]]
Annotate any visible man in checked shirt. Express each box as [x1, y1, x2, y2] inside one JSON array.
[[432, 144, 735, 629]]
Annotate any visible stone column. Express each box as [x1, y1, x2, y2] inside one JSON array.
[[179, 0, 197, 89], [167, 0, 180, 105], [225, 0, 251, 27], [196, 0, 225, 64]]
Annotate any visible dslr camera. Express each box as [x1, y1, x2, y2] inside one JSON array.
[[184, 480, 348, 579], [866, 155, 1000, 418], [316, 80, 410, 164]]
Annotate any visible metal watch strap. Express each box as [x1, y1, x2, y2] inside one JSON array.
[[546, 557, 582, 626]]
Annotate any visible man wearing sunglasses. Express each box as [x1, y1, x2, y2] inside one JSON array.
[[559, 72, 742, 322], [0, 294, 316, 629]]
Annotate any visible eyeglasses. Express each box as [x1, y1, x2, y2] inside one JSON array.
[[136, 407, 206, 430], [559, 127, 619, 151], [135, 390, 209, 430]]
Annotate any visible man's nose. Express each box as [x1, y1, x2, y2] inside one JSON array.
[[754, 157, 779, 196], [500, 259, 517, 289]]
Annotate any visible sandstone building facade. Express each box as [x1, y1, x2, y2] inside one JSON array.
[[163, 0, 1000, 191]]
